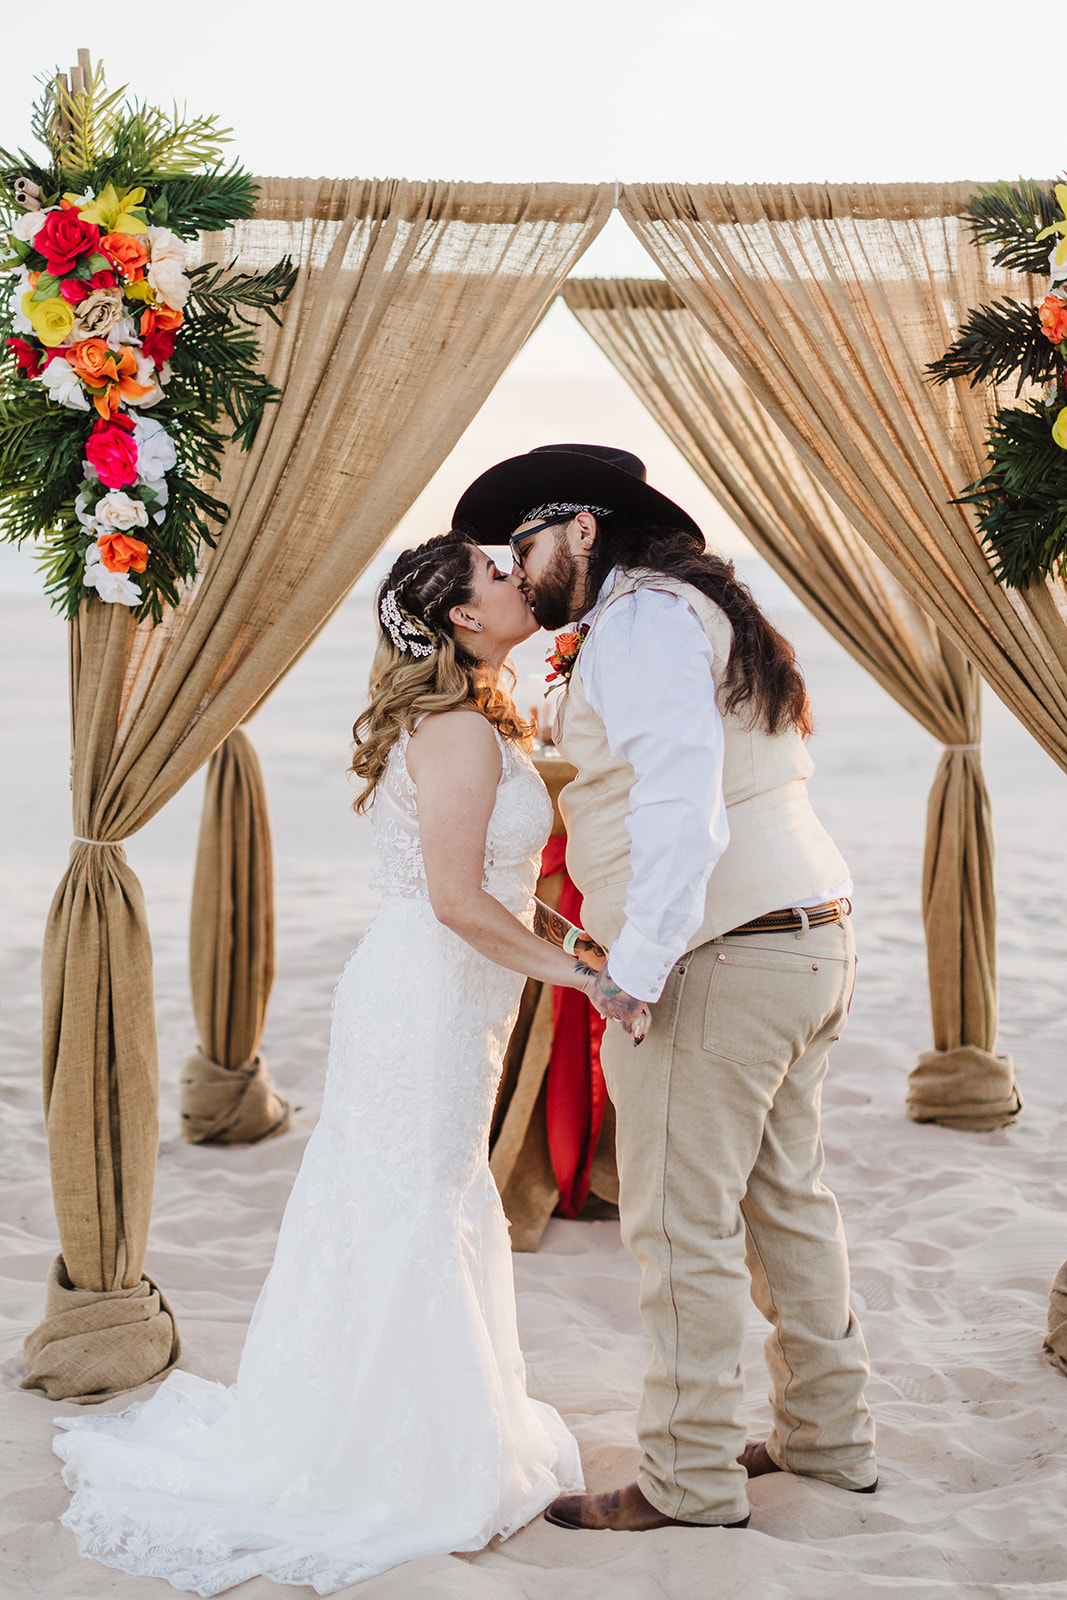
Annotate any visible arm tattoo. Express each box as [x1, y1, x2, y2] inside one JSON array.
[[533, 900, 570, 947]]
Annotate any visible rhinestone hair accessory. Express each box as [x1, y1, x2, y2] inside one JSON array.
[[380, 588, 434, 658], [519, 502, 612, 524]]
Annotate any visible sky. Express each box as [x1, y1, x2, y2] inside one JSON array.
[[1, 0, 1053, 567]]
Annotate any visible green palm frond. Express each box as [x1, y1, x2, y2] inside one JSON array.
[[186, 257, 298, 323], [149, 167, 260, 236], [118, 102, 231, 178], [55, 60, 129, 182], [963, 180, 1059, 276], [927, 299, 1059, 394], [956, 403, 1067, 586]]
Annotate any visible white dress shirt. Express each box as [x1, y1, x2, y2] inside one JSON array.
[[577, 572, 849, 1004]]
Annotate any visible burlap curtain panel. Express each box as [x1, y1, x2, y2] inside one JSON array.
[[560, 278, 1016, 1129], [617, 182, 1067, 768], [26, 178, 612, 1402], [181, 728, 287, 1145]]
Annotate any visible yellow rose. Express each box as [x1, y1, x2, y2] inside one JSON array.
[[23, 290, 76, 347], [123, 278, 156, 303], [1052, 407, 1067, 450]]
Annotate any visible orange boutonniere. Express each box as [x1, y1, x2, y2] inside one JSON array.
[[545, 624, 589, 691]]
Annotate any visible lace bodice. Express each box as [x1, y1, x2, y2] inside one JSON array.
[[370, 721, 552, 916]]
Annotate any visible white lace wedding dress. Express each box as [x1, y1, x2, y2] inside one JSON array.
[[53, 725, 583, 1595]]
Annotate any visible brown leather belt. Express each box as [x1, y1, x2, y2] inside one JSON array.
[[725, 898, 851, 937]]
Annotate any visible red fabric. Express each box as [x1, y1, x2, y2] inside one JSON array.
[[537, 838, 607, 1219]]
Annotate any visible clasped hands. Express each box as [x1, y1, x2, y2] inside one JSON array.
[[579, 964, 651, 1047]]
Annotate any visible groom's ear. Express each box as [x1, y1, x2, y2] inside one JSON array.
[[573, 511, 599, 552]]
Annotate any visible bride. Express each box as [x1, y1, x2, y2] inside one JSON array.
[[53, 530, 646, 1595]]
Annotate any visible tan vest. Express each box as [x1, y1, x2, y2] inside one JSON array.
[[554, 570, 848, 952]]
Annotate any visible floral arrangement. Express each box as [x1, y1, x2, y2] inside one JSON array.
[[0, 58, 295, 620], [545, 625, 588, 690], [928, 179, 1067, 589]]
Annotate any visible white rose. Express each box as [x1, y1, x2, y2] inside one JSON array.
[[11, 210, 47, 242], [146, 231, 189, 311], [92, 491, 150, 533], [146, 226, 187, 269], [38, 357, 90, 410], [126, 350, 165, 408], [83, 546, 142, 607], [147, 253, 190, 310], [133, 417, 177, 480]]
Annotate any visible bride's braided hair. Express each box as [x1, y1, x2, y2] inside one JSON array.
[[350, 530, 533, 813]]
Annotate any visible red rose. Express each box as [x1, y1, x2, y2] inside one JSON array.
[[7, 336, 44, 379], [86, 417, 139, 488], [140, 327, 176, 370], [60, 278, 89, 303], [35, 210, 101, 276]]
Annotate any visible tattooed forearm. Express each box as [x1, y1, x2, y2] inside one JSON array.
[[533, 899, 609, 967], [533, 900, 570, 947]]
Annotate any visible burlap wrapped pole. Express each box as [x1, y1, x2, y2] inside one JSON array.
[[910, 744, 1019, 1129], [181, 729, 289, 1144], [25, 178, 612, 1401], [562, 277, 1018, 1131], [1044, 1261, 1067, 1375]]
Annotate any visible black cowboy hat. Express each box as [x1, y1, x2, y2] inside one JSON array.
[[452, 443, 704, 547]]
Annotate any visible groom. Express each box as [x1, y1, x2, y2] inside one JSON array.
[[454, 445, 876, 1530]]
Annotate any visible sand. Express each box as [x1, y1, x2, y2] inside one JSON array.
[[2, 576, 1067, 1599]]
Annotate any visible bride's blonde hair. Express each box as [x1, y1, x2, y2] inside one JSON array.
[[351, 530, 534, 813]]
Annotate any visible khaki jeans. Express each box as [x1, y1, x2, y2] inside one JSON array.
[[601, 917, 876, 1525]]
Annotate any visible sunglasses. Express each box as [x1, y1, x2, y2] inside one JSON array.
[[508, 517, 566, 570]]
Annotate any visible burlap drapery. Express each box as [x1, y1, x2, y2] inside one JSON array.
[[27, 178, 612, 1401], [181, 729, 288, 1145], [618, 182, 1067, 770], [561, 278, 1018, 1128]]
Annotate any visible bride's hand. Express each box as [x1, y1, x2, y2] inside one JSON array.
[[575, 964, 652, 1046]]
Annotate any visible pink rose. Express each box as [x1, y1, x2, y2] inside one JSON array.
[[85, 416, 138, 488], [35, 209, 101, 277]]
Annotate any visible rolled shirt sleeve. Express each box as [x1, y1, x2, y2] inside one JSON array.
[[579, 586, 729, 1003]]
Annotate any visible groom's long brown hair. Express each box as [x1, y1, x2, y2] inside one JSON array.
[[583, 519, 813, 738]]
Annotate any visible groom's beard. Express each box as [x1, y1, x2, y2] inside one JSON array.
[[525, 538, 586, 632]]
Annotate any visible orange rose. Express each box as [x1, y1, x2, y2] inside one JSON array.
[[1039, 294, 1067, 345], [552, 631, 583, 657], [140, 304, 183, 334], [69, 337, 120, 387], [98, 532, 149, 573], [100, 232, 149, 282]]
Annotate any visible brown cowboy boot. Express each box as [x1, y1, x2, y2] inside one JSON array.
[[545, 1480, 749, 1531], [740, 1440, 877, 1492]]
